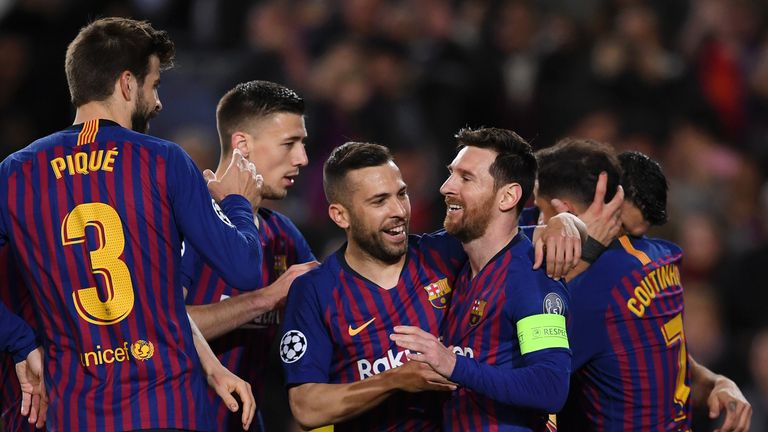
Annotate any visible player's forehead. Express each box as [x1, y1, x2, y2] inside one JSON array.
[[449, 146, 495, 177], [346, 162, 406, 200], [245, 112, 306, 139]]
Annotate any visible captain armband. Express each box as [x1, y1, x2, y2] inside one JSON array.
[[581, 236, 608, 264], [516, 314, 569, 355]]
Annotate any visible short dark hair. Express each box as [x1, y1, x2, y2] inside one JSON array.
[[455, 127, 537, 214], [619, 151, 668, 225], [216, 80, 305, 155], [65, 17, 175, 107], [535, 138, 621, 208], [323, 142, 394, 205]]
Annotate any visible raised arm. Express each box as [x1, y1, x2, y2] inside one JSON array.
[[169, 147, 264, 290]]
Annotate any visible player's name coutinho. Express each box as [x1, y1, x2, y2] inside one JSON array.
[[50, 147, 119, 180], [626, 263, 682, 318]]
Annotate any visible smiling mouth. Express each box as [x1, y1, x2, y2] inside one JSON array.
[[446, 203, 464, 213], [382, 224, 406, 239]]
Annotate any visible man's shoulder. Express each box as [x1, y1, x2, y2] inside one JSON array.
[[294, 255, 339, 289], [409, 229, 464, 256]]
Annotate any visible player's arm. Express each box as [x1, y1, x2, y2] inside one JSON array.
[[188, 314, 256, 430], [530, 212, 586, 279], [391, 323, 571, 412], [0, 302, 37, 362], [0, 302, 46, 427], [186, 261, 319, 340], [549, 172, 624, 282], [289, 361, 455, 430], [689, 356, 751, 432], [169, 146, 264, 290]]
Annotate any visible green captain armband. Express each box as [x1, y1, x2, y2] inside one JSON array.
[[516, 314, 569, 355]]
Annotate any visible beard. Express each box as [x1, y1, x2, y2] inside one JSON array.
[[349, 215, 408, 265], [131, 92, 156, 133], [443, 192, 495, 243]]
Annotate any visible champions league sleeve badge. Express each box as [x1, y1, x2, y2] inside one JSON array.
[[280, 330, 307, 363], [543, 293, 565, 315]]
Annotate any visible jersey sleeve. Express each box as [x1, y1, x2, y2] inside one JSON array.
[[165, 145, 262, 291], [280, 272, 333, 385], [450, 270, 572, 412], [0, 301, 37, 363], [179, 242, 200, 292]]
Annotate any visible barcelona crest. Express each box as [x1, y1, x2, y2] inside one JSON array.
[[423, 278, 452, 309], [469, 299, 487, 327]]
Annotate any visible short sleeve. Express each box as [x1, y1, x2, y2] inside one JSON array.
[[280, 272, 333, 385]]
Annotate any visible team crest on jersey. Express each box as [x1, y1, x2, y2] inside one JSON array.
[[130, 339, 154, 361], [543, 293, 565, 315], [469, 299, 487, 327], [274, 255, 287, 276], [423, 278, 452, 309], [211, 199, 235, 228]]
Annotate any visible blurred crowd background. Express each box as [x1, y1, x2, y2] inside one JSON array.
[[1, 0, 767, 429]]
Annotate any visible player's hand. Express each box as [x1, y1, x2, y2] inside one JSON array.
[[388, 359, 457, 393], [708, 376, 751, 432], [259, 261, 320, 309], [15, 346, 47, 429], [552, 172, 624, 247], [532, 213, 583, 279], [206, 149, 264, 206], [390, 326, 456, 378], [206, 364, 256, 431]]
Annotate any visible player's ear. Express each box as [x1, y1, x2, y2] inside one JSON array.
[[232, 132, 249, 158], [328, 203, 350, 230], [118, 70, 134, 101], [499, 183, 521, 212]]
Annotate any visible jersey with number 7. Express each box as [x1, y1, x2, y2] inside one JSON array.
[[559, 234, 691, 431], [0, 119, 264, 431]]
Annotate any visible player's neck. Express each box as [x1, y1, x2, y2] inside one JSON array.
[[462, 222, 519, 278], [344, 242, 405, 289], [73, 100, 131, 129]]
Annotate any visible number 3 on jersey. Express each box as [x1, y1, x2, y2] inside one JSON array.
[[61, 202, 135, 325]]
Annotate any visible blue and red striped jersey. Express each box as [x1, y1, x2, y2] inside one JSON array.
[[281, 231, 465, 431], [443, 232, 571, 431], [442, 231, 571, 432], [0, 246, 38, 432], [0, 119, 264, 431], [183, 207, 315, 431], [558, 235, 691, 432]]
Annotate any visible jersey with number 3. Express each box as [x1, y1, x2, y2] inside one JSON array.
[[559, 235, 691, 432], [0, 119, 263, 431]]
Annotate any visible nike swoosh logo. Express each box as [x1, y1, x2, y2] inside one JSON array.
[[348, 317, 376, 337]]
